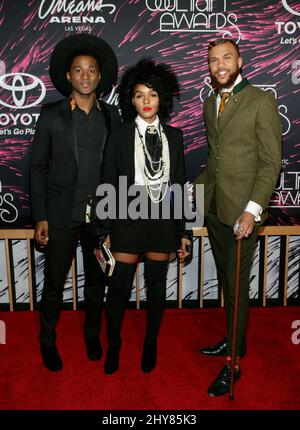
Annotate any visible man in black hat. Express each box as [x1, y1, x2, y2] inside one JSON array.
[[31, 34, 120, 371]]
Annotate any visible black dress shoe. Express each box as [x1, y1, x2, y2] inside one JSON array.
[[199, 337, 227, 356], [40, 345, 63, 371], [208, 365, 241, 397], [104, 347, 120, 375], [141, 342, 157, 373], [84, 335, 102, 361]]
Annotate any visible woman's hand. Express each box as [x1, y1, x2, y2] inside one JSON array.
[[104, 235, 111, 247]]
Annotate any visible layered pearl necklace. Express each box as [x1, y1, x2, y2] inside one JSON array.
[[135, 120, 170, 203]]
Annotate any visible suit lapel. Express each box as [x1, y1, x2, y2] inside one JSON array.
[[95, 100, 110, 167], [217, 95, 240, 132], [99, 100, 111, 137], [217, 79, 250, 132], [205, 95, 218, 133], [126, 123, 136, 185], [161, 124, 176, 182], [59, 100, 79, 166]]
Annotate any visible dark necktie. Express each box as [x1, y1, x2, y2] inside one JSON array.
[[218, 91, 231, 116], [145, 125, 162, 175]]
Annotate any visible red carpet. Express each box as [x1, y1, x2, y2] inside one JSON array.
[[0, 307, 299, 410]]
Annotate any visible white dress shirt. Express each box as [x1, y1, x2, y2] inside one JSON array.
[[134, 115, 162, 186]]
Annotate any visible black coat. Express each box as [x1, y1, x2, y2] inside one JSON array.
[[30, 97, 120, 229], [97, 121, 187, 235]]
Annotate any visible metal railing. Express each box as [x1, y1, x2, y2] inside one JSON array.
[[0, 226, 300, 311]]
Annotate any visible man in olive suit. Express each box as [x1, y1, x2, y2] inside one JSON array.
[[195, 39, 282, 397]]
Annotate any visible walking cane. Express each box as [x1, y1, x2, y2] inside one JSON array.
[[229, 238, 242, 401]]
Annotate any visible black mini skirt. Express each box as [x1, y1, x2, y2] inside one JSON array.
[[110, 219, 179, 254]]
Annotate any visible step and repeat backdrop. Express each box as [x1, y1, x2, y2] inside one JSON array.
[[0, 0, 299, 306]]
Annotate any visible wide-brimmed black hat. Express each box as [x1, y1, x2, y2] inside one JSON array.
[[50, 34, 118, 96]]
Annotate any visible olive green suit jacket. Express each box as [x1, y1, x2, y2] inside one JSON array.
[[195, 79, 282, 226]]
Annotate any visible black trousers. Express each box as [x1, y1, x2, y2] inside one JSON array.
[[40, 221, 106, 346], [206, 195, 259, 356]]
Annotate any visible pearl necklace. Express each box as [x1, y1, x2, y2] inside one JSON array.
[[136, 124, 163, 174], [135, 121, 170, 203]]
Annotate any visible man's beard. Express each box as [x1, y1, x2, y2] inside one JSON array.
[[211, 68, 240, 90]]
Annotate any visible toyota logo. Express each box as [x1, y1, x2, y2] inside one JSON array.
[[0, 73, 46, 109], [282, 0, 300, 16]]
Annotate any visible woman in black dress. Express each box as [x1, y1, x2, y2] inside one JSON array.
[[98, 59, 191, 374]]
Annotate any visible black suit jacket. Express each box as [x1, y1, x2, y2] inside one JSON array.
[[97, 121, 187, 235], [30, 97, 121, 229]]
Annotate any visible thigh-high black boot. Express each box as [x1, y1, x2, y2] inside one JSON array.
[[141, 259, 169, 372], [104, 261, 136, 374]]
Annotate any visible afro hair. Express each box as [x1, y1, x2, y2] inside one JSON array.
[[118, 58, 180, 122]]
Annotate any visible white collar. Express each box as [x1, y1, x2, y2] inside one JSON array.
[[220, 73, 242, 94], [135, 115, 160, 136]]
